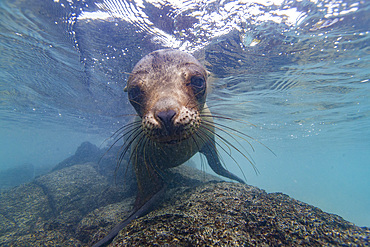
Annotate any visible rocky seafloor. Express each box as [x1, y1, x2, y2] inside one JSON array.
[[0, 142, 369, 246]]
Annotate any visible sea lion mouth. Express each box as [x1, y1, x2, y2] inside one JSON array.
[[160, 138, 181, 145], [147, 131, 192, 145], [166, 140, 178, 145]]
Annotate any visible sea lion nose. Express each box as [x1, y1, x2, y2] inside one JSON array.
[[156, 109, 176, 132]]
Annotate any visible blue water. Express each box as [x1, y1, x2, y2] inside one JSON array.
[[1, 0, 369, 226]]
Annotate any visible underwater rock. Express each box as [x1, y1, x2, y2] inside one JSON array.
[[0, 163, 34, 190], [78, 197, 136, 244], [0, 154, 220, 246], [112, 182, 369, 246], [51, 141, 136, 187], [0, 146, 368, 246], [0, 182, 50, 236], [52, 141, 101, 171], [85, 165, 222, 245], [0, 162, 129, 246], [35, 163, 112, 214], [0, 180, 81, 246]]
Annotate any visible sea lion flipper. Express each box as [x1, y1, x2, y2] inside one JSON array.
[[92, 185, 166, 247], [134, 154, 166, 209], [200, 141, 245, 184]]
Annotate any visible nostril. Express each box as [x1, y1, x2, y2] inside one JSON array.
[[157, 109, 176, 131]]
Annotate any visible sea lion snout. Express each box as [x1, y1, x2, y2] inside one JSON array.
[[143, 102, 200, 144], [152, 96, 181, 134], [156, 109, 176, 133]]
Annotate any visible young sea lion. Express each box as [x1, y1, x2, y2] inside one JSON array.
[[93, 49, 244, 246]]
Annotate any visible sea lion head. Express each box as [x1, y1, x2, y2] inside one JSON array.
[[126, 49, 208, 145]]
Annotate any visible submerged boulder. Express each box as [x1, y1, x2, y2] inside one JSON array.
[[52, 141, 102, 171], [0, 163, 34, 190], [112, 182, 369, 246], [0, 142, 369, 246], [52, 141, 136, 187], [0, 162, 129, 246]]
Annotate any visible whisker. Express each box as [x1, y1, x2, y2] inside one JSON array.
[[202, 120, 255, 155], [209, 101, 252, 107], [112, 124, 142, 145], [116, 132, 145, 189], [113, 128, 144, 184], [197, 127, 239, 172], [200, 113, 256, 127], [131, 134, 145, 191], [111, 121, 142, 139], [183, 94, 206, 112], [98, 123, 142, 165], [190, 135, 207, 176], [116, 128, 143, 170], [142, 138, 152, 177], [200, 124, 259, 175], [202, 118, 276, 156], [199, 126, 236, 164], [98, 121, 141, 156], [123, 131, 146, 181], [197, 128, 248, 182], [144, 138, 165, 180], [103, 121, 141, 144], [114, 113, 139, 118], [120, 71, 133, 75], [111, 126, 141, 151], [129, 98, 144, 107], [194, 130, 228, 172]]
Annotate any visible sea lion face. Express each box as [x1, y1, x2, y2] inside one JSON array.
[[126, 49, 207, 144]]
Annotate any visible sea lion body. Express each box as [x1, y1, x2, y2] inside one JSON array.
[[93, 49, 244, 246], [126, 49, 244, 208]]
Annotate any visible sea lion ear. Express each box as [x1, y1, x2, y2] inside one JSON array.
[[206, 70, 211, 78], [124, 85, 128, 92]]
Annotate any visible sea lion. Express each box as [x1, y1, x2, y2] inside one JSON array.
[[93, 49, 244, 246]]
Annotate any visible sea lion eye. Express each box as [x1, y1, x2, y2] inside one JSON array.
[[128, 86, 143, 104], [189, 75, 206, 98], [190, 76, 205, 89]]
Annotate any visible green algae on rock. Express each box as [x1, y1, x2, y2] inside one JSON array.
[[0, 162, 129, 246], [112, 182, 369, 246]]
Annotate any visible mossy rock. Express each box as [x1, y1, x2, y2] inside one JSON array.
[[112, 182, 369, 246]]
